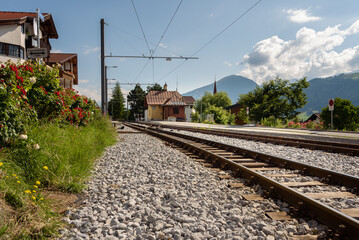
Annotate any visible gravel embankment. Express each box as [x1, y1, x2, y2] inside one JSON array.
[[60, 132, 327, 239], [166, 129, 359, 177]]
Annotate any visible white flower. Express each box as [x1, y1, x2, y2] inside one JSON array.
[[30, 77, 36, 84], [33, 144, 40, 150], [19, 134, 28, 140]]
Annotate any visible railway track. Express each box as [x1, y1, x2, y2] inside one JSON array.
[[138, 122, 359, 156], [125, 122, 359, 239]]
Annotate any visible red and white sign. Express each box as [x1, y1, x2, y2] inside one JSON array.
[[329, 99, 334, 111]]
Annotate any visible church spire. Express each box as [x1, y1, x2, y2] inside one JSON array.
[[213, 75, 217, 95]]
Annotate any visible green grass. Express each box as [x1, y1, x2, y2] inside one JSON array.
[[0, 116, 117, 239]]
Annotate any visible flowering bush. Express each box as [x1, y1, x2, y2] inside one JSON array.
[[0, 60, 101, 146], [286, 120, 324, 130]]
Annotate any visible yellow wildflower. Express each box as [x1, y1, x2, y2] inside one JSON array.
[[33, 185, 38, 188], [17, 181, 20, 184], [16, 176, 18, 179], [32, 196, 36, 200], [0, 162, 3, 166], [25, 190, 31, 194], [43, 166, 48, 170], [32, 190, 36, 193], [36, 181, 41, 185], [40, 198, 44, 201], [32, 202, 35, 205], [12, 174, 16, 177]]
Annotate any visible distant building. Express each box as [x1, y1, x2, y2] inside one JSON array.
[[47, 53, 78, 89], [0, 11, 58, 63], [225, 103, 244, 125], [305, 113, 321, 124], [145, 84, 195, 122]]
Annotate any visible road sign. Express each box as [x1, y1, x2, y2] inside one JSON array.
[[329, 98, 334, 111], [27, 48, 48, 59]]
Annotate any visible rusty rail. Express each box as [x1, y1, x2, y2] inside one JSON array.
[[125, 122, 359, 238]]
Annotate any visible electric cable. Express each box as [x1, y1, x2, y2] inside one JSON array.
[[131, 0, 151, 54]]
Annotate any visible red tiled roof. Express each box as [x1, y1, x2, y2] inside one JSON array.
[[183, 96, 195, 105], [0, 11, 49, 20], [0, 11, 58, 39], [48, 53, 77, 64]]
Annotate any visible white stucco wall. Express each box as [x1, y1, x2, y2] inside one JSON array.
[[0, 24, 25, 47], [184, 106, 195, 122]]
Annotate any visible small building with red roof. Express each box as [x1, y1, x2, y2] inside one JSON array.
[[145, 83, 196, 122], [47, 53, 78, 89], [0, 11, 58, 63]]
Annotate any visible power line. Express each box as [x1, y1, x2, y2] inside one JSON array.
[[108, 24, 183, 57], [131, 0, 151, 54], [108, 25, 145, 56], [152, 0, 184, 55], [158, 0, 263, 82]]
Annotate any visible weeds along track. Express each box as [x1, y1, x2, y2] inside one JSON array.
[[125, 122, 359, 239], [138, 122, 359, 156]]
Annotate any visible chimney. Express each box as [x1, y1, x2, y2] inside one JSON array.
[[164, 82, 167, 91]]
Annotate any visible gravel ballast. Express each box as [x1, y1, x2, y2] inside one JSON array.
[[60, 132, 327, 239], [166, 129, 359, 177]]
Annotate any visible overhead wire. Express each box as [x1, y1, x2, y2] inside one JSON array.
[[131, 0, 151, 54], [158, 0, 263, 82], [152, 0, 184, 55]]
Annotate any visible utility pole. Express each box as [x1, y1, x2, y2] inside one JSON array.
[[101, 19, 106, 114]]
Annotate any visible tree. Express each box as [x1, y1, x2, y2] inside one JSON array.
[[127, 84, 146, 120], [108, 82, 125, 120], [204, 105, 236, 125], [195, 91, 232, 113], [147, 83, 163, 92], [321, 98, 359, 131], [237, 77, 309, 122]]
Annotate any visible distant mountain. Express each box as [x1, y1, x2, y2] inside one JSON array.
[[183, 75, 258, 103], [302, 73, 359, 114]]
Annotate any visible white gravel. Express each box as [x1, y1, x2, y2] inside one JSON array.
[[59, 133, 328, 239], [166, 129, 359, 177]]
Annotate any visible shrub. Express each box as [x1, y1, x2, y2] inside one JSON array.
[[0, 61, 101, 147]]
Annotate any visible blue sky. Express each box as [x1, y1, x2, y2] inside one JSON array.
[[3, 0, 359, 102]]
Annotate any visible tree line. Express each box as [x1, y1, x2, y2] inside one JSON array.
[[109, 78, 359, 131]]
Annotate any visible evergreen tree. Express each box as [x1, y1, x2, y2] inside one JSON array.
[[147, 83, 163, 92], [108, 82, 125, 120], [128, 84, 146, 120]]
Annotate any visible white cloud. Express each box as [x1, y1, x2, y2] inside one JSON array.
[[284, 9, 321, 23], [51, 49, 63, 53], [239, 20, 359, 84], [224, 61, 233, 67], [74, 86, 101, 103], [209, 13, 214, 17], [158, 43, 168, 49], [79, 79, 89, 84], [84, 47, 100, 55]]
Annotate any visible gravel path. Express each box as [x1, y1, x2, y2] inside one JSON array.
[[60, 132, 327, 239], [166, 129, 359, 177]]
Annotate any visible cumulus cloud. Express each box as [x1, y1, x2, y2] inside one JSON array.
[[239, 20, 359, 84], [79, 79, 89, 84], [51, 49, 63, 53], [224, 61, 233, 67], [74, 86, 101, 103], [284, 9, 321, 23], [84, 47, 100, 55]]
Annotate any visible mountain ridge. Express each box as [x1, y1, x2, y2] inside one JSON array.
[[183, 73, 359, 114]]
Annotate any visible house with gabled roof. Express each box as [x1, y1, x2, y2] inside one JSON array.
[[0, 11, 58, 63], [145, 83, 195, 122], [47, 53, 78, 89]]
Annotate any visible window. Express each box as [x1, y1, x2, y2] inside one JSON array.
[[152, 106, 156, 110], [9, 45, 20, 57], [64, 62, 71, 71], [21, 24, 25, 34], [0, 43, 5, 55], [0, 42, 25, 59], [173, 107, 179, 114]]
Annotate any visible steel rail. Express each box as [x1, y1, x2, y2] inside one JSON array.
[[139, 122, 359, 156], [125, 122, 359, 238]]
